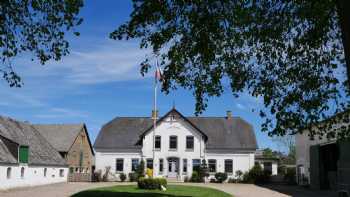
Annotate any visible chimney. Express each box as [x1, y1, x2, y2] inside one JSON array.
[[226, 110, 232, 119], [151, 110, 159, 119]]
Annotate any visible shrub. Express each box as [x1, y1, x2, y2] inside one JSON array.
[[184, 176, 189, 182], [228, 178, 236, 183], [137, 178, 167, 190], [241, 164, 271, 184], [235, 170, 243, 181], [136, 160, 145, 178], [215, 172, 228, 183], [102, 166, 111, 182], [190, 171, 200, 182], [129, 172, 138, 182], [120, 173, 126, 182], [284, 167, 296, 185], [242, 171, 251, 183], [198, 160, 209, 182]]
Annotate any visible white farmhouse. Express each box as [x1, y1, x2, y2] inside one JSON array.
[[94, 108, 258, 181], [0, 116, 68, 190]]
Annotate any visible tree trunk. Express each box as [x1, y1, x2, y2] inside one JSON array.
[[337, 0, 350, 88]]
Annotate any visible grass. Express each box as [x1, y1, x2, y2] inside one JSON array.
[[71, 185, 232, 197]]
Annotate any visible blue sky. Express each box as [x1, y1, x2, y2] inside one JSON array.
[[0, 0, 283, 152]]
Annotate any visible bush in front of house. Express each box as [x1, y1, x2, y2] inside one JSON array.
[[284, 167, 296, 185], [137, 177, 167, 190], [120, 173, 127, 182], [215, 172, 228, 183], [190, 171, 201, 182], [136, 160, 145, 179], [129, 172, 138, 182], [235, 170, 243, 181], [241, 164, 271, 184]]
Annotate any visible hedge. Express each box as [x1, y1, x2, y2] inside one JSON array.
[[137, 178, 167, 190]]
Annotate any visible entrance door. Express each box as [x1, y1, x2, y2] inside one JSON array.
[[168, 158, 178, 178]]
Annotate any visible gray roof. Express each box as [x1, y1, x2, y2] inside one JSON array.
[[0, 137, 17, 164], [0, 116, 66, 166], [34, 124, 84, 152], [94, 109, 258, 152]]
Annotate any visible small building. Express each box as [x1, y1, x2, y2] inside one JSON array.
[[296, 112, 350, 192], [34, 124, 95, 182], [94, 108, 258, 181], [254, 150, 279, 175], [0, 116, 68, 190]]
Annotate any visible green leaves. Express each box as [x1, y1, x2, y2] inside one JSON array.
[[111, 0, 349, 139], [0, 0, 83, 87]]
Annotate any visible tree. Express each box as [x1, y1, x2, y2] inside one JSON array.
[[0, 0, 83, 87], [111, 0, 350, 139], [262, 148, 276, 159]]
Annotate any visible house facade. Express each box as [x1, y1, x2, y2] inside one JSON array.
[[94, 108, 258, 181], [0, 116, 68, 190], [254, 150, 279, 176], [34, 124, 95, 182], [296, 111, 350, 191]]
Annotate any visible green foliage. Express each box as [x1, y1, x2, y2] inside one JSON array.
[[284, 167, 297, 185], [137, 178, 167, 190], [120, 173, 127, 182], [214, 172, 228, 183], [111, 0, 350, 139], [242, 164, 271, 184], [1, 0, 83, 87], [136, 160, 145, 179], [128, 172, 138, 182], [235, 170, 243, 181], [198, 159, 209, 182], [190, 171, 200, 182]]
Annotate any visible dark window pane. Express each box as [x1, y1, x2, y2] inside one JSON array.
[[159, 159, 163, 172], [186, 136, 194, 149], [155, 136, 161, 149], [169, 136, 177, 149], [183, 159, 187, 173], [131, 159, 139, 171], [225, 160, 233, 173], [146, 159, 153, 169], [208, 159, 216, 172], [116, 159, 124, 172], [192, 159, 200, 172]]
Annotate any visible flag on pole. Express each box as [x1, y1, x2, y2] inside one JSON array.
[[155, 64, 163, 83]]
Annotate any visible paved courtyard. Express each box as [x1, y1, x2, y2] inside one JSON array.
[[0, 182, 337, 197]]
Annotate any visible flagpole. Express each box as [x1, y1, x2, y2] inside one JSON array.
[[152, 63, 158, 178]]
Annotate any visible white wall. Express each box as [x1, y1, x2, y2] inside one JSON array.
[[95, 115, 256, 181], [206, 153, 255, 179], [0, 165, 68, 190]]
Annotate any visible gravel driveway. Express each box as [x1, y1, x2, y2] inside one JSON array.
[[0, 182, 337, 197]]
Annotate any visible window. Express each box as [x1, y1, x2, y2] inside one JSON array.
[[19, 146, 29, 163], [59, 169, 64, 177], [159, 159, 164, 173], [69, 167, 74, 174], [183, 159, 187, 173], [146, 159, 153, 169], [155, 136, 161, 149], [186, 136, 194, 149], [169, 136, 177, 149], [225, 159, 233, 173], [192, 159, 201, 172], [20, 167, 25, 178], [6, 167, 11, 179], [44, 168, 47, 177], [79, 151, 84, 167], [208, 159, 216, 173], [131, 159, 139, 172], [116, 159, 124, 172]]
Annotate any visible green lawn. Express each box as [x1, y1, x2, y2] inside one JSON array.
[[71, 185, 232, 197]]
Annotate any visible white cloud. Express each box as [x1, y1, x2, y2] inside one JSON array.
[[34, 107, 89, 119]]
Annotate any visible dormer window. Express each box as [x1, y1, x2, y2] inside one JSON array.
[[19, 146, 29, 164]]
